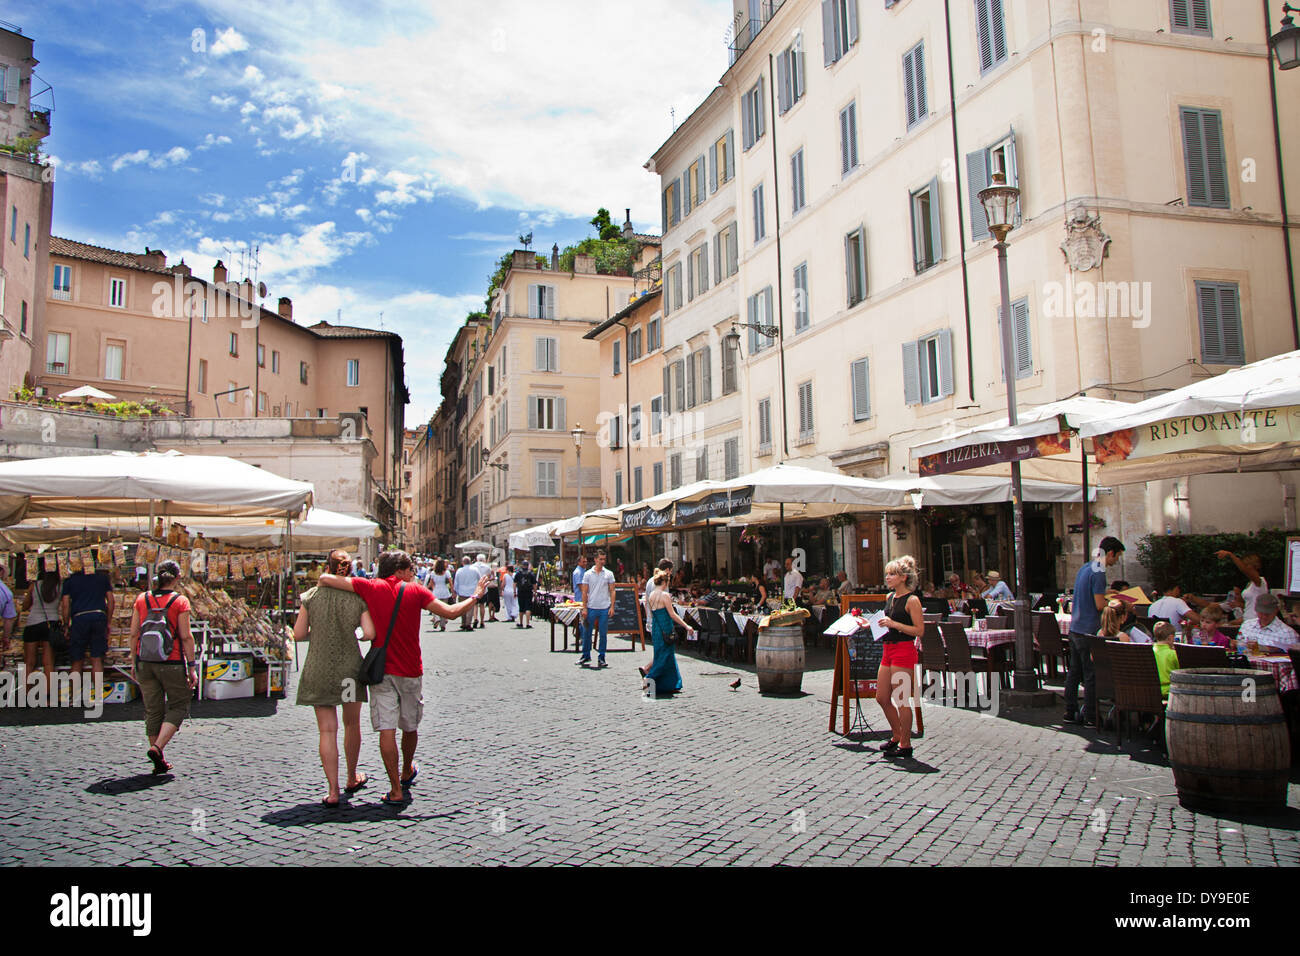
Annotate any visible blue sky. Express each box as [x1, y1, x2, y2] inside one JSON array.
[[22, 0, 734, 422]]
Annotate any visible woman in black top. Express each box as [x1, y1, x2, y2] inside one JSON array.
[[876, 556, 926, 760]]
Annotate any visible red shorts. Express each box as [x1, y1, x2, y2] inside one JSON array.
[[881, 641, 918, 668]]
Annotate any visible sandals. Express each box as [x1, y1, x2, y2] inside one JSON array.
[[147, 746, 172, 776], [380, 794, 408, 807], [344, 773, 369, 794], [400, 763, 419, 788], [321, 797, 341, 809]]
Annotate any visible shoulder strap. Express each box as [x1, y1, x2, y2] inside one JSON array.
[[383, 584, 406, 648]]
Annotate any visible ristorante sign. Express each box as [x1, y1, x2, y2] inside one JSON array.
[[1092, 406, 1300, 463], [918, 431, 1072, 476]]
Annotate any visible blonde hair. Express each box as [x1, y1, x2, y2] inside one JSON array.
[[1099, 600, 1126, 637], [1152, 621, 1175, 643], [652, 567, 672, 586], [1201, 603, 1225, 625], [886, 556, 919, 591]]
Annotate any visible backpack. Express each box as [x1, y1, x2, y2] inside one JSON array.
[[138, 593, 181, 663]]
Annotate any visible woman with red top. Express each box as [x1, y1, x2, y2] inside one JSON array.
[[876, 555, 925, 760], [129, 560, 197, 776]]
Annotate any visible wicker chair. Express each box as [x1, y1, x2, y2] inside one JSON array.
[[984, 615, 1010, 630], [1032, 610, 1069, 680], [696, 608, 726, 659], [1107, 640, 1166, 746], [939, 621, 1005, 707], [948, 613, 972, 628], [723, 613, 748, 663], [1086, 637, 1118, 733], [1173, 643, 1228, 668], [920, 623, 948, 703]]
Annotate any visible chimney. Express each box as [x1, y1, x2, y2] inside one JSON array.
[[622, 209, 633, 239], [213, 260, 227, 284], [551, 243, 559, 271], [170, 259, 192, 278], [135, 247, 166, 270], [278, 296, 293, 321]]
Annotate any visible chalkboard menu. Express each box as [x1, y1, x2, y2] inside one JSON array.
[[607, 583, 644, 636], [840, 593, 888, 616], [846, 632, 883, 682]]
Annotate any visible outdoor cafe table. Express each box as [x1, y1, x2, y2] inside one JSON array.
[[549, 603, 583, 652], [1250, 655, 1297, 693]]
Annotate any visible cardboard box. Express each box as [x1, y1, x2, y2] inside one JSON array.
[[204, 677, 253, 700], [205, 658, 253, 682]]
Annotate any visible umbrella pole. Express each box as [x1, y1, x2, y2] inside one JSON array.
[[1081, 444, 1092, 560], [779, 503, 786, 569], [287, 518, 297, 672]]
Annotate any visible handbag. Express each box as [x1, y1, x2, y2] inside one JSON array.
[[360, 584, 405, 686]]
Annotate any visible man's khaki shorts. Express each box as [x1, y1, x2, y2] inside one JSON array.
[[369, 674, 424, 732]]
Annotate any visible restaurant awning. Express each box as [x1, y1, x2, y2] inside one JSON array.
[[507, 520, 561, 551], [1075, 350, 1300, 484]]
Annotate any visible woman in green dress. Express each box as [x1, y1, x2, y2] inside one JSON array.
[[293, 550, 376, 807]]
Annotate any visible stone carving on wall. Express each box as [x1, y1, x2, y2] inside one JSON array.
[[1060, 205, 1111, 273]]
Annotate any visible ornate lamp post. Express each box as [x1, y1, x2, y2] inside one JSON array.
[[571, 422, 586, 518], [978, 170, 1038, 693], [1271, 4, 1300, 69]]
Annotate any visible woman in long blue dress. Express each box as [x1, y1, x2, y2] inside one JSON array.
[[641, 567, 693, 696]]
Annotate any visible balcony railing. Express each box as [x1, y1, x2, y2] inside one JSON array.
[[728, 0, 786, 65], [46, 361, 67, 375]]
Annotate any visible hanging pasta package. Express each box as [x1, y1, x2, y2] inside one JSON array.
[[138, 538, 159, 564], [208, 553, 227, 583], [97, 541, 112, 565], [80, 547, 96, 572], [238, 552, 255, 577], [25, 551, 38, 579], [112, 539, 127, 568], [255, 551, 271, 577], [267, 550, 283, 573], [190, 546, 207, 577], [68, 549, 83, 573], [56, 550, 72, 577], [228, 553, 244, 581]]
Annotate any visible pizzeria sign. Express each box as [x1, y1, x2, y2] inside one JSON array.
[[918, 431, 1072, 476]]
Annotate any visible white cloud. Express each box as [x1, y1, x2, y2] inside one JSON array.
[[240, 65, 265, 87], [48, 156, 105, 179], [450, 232, 519, 243], [210, 27, 250, 57], [282, 204, 311, 218], [198, 133, 233, 149], [239, 100, 258, 117], [210, 94, 238, 110], [111, 149, 151, 172], [255, 203, 277, 217]]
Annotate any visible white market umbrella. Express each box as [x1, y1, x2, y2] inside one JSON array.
[[507, 521, 560, 551], [57, 385, 118, 402], [187, 508, 378, 550], [0, 450, 313, 523], [454, 539, 495, 552]]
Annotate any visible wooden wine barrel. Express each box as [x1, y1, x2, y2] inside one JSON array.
[[1165, 668, 1290, 814], [756, 625, 805, 695]]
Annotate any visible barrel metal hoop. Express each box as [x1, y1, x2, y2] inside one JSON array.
[[1170, 687, 1278, 698], [1165, 711, 1286, 725], [1170, 763, 1288, 780]]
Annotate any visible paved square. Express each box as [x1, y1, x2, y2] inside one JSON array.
[[1, 617, 1297, 866]]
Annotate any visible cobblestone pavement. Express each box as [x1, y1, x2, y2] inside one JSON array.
[[1, 616, 1298, 866]]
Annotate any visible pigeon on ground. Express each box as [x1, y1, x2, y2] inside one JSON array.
[[729, 678, 742, 691]]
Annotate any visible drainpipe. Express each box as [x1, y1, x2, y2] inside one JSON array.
[[944, 0, 977, 401], [1263, 0, 1300, 349], [768, 52, 791, 457]]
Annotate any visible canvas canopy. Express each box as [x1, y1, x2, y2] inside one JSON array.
[[0, 451, 313, 524], [1075, 350, 1300, 484], [507, 521, 561, 551], [57, 385, 118, 402], [186, 508, 377, 550]]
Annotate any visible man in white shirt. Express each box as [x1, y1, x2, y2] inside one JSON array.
[[763, 557, 781, 585], [454, 557, 482, 632], [981, 571, 1014, 604], [579, 550, 617, 668], [783, 557, 803, 603], [1148, 583, 1200, 635], [473, 553, 492, 626], [1239, 593, 1299, 652]]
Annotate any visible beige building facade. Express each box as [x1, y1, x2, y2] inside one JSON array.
[[645, 0, 1300, 589]]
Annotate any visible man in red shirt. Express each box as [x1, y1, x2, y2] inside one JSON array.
[[319, 550, 487, 805]]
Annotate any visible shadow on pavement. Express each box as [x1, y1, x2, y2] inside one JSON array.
[[0, 695, 282, 728], [87, 774, 174, 795], [261, 802, 467, 826]]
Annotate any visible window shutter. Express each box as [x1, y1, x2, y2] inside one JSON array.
[[727, 225, 738, 274], [713, 232, 721, 281], [709, 143, 718, 193], [759, 398, 771, 447], [851, 358, 870, 421], [534, 337, 545, 370], [904, 48, 917, 127], [764, 286, 775, 331], [614, 340, 621, 375], [674, 359, 686, 410], [725, 130, 735, 180], [663, 364, 673, 414], [544, 285, 556, 319], [1170, 0, 1190, 30], [748, 294, 759, 354], [756, 76, 765, 140], [928, 176, 943, 263], [976, 0, 993, 72], [527, 395, 538, 430], [967, 149, 990, 240], [1191, 0, 1211, 32], [822, 0, 836, 66], [937, 329, 955, 398], [777, 52, 791, 114], [687, 254, 695, 300], [700, 245, 709, 291], [846, 0, 859, 47], [1012, 297, 1032, 378], [794, 47, 805, 99], [662, 188, 669, 234], [4, 68, 17, 105], [696, 155, 707, 206], [915, 44, 927, 121], [840, 107, 850, 174], [701, 345, 712, 402], [743, 93, 753, 149], [902, 341, 921, 405], [990, 0, 1007, 62], [1202, 111, 1229, 207], [686, 351, 697, 408], [557, 396, 567, 430], [528, 283, 539, 318], [1181, 108, 1208, 206], [1216, 284, 1243, 364]]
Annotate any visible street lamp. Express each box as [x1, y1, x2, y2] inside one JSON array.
[[481, 448, 508, 472], [571, 422, 586, 517], [978, 169, 1037, 694], [1271, 4, 1300, 69]]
